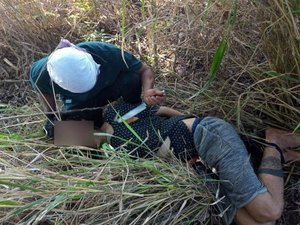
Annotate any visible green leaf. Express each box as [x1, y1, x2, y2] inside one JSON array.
[[293, 123, 300, 132], [112, 106, 146, 145], [34, 193, 66, 223], [189, 0, 237, 99], [0, 200, 21, 207], [266, 71, 300, 82], [208, 37, 228, 84], [12, 198, 47, 215], [142, 161, 173, 184]]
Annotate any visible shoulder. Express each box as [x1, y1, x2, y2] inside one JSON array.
[[76, 41, 122, 64], [29, 56, 56, 94], [29, 56, 50, 89], [77, 41, 120, 53], [30, 56, 49, 79]]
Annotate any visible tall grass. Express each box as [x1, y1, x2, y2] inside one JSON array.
[[0, 106, 217, 224], [0, 0, 299, 224], [0, 105, 221, 224], [258, 0, 300, 75], [232, 0, 300, 132]]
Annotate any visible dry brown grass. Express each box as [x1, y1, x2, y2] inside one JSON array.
[[0, 0, 299, 224]]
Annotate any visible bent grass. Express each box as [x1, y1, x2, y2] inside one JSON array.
[[0, 0, 299, 224], [0, 105, 218, 224]]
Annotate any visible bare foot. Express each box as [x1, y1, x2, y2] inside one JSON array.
[[266, 128, 300, 150], [265, 128, 300, 162], [284, 149, 300, 163]]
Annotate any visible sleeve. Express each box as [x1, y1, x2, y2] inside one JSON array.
[[29, 57, 54, 95]]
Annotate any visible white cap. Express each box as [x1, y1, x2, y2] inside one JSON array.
[[47, 47, 100, 93]]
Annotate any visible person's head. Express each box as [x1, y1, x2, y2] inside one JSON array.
[[47, 47, 100, 93]]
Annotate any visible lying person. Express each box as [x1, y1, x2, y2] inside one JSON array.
[[93, 101, 300, 225]]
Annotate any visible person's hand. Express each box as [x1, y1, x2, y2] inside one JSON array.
[[43, 114, 56, 139], [143, 88, 166, 106]]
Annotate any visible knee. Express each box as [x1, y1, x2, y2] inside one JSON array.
[[261, 208, 282, 223], [255, 212, 282, 224], [251, 202, 283, 223]]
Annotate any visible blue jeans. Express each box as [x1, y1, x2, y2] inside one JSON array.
[[193, 116, 267, 224]]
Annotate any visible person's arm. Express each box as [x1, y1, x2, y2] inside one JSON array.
[[236, 128, 300, 224], [38, 93, 57, 138], [235, 145, 284, 223], [155, 106, 184, 117], [138, 63, 166, 106], [38, 93, 56, 114]]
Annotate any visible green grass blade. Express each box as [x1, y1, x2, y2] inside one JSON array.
[[293, 123, 300, 132], [12, 198, 47, 215], [34, 193, 66, 223], [208, 37, 228, 84], [0, 200, 22, 207], [113, 107, 146, 145], [190, 0, 237, 99]]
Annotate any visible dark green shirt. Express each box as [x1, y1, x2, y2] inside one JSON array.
[[29, 42, 143, 109]]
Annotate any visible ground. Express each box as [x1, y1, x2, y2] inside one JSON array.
[[1, 80, 299, 224]]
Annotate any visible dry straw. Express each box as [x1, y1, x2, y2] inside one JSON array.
[[0, 0, 299, 224]]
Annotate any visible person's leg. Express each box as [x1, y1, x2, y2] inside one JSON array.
[[235, 208, 275, 225], [236, 128, 300, 224], [235, 145, 283, 224], [193, 117, 300, 224], [193, 117, 267, 224]]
